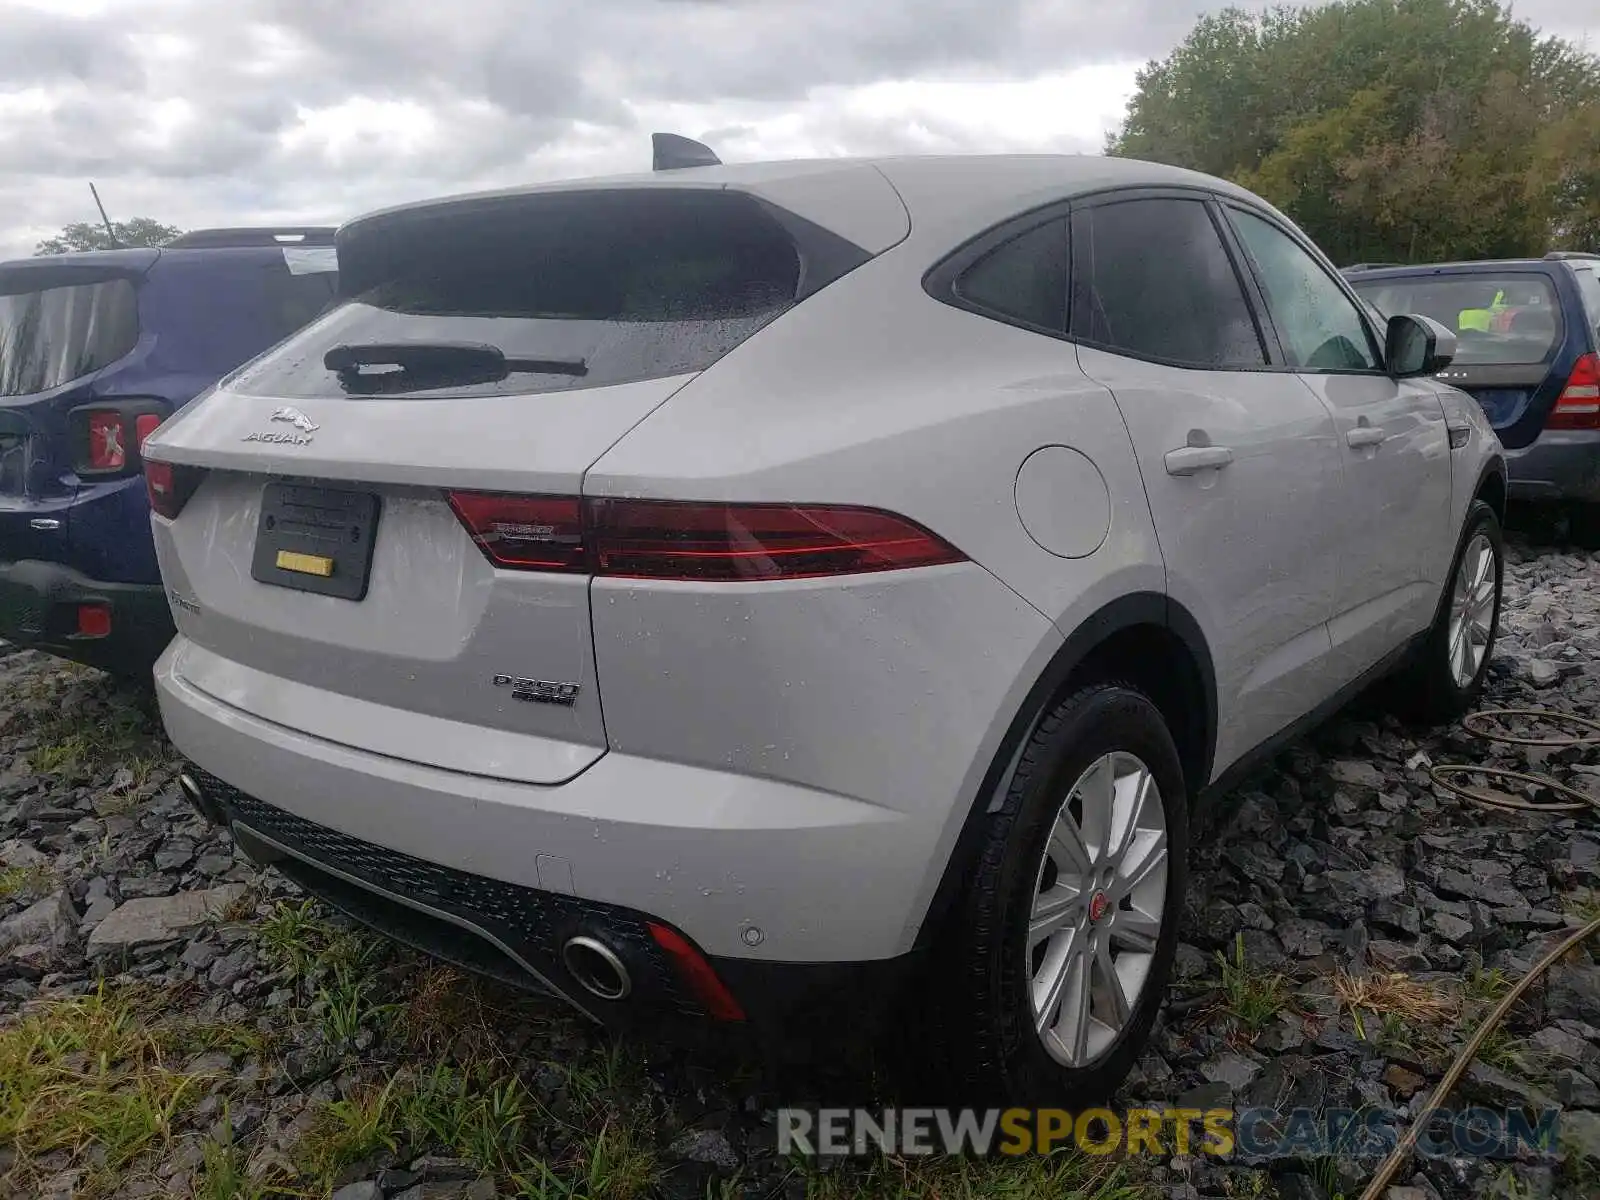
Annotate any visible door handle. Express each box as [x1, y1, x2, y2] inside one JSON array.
[[1163, 445, 1234, 476], [1346, 426, 1387, 449]]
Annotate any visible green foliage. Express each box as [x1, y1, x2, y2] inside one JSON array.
[[35, 217, 183, 254], [1108, 0, 1600, 262]]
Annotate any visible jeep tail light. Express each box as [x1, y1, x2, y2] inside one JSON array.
[[86, 411, 126, 470], [1548, 352, 1600, 430], [445, 492, 967, 580], [144, 459, 204, 520], [73, 402, 169, 475]]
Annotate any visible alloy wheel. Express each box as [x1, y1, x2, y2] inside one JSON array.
[[1027, 751, 1168, 1068], [1447, 532, 1497, 689]]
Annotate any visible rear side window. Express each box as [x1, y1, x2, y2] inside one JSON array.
[[1347, 272, 1562, 366], [953, 218, 1070, 334], [1072, 198, 1265, 368], [263, 262, 338, 342], [1570, 266, 1600, 343], [0, 278, 139, 396], [229, 190, 809, 400]]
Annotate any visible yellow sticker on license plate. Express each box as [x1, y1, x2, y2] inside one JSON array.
[[275, 550, 334, 577]]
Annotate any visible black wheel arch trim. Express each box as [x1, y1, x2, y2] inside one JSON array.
[[1473, 455, 1508, 520], [910, 590, 1215, 951]]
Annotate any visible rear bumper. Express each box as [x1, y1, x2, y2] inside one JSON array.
[[1503, 430, 1600, 502], [0, 559, 172, 676], [154, 637, 928, 1044]]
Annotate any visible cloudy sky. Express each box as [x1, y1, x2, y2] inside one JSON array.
[[0, 0, 1592, 259]]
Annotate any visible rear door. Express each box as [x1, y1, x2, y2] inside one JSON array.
[[144, 180, 904, 784], [1347, 268, 1567, 449], [0, 256, 149, 560], [1221, 203, 1453, 682], [1068, 191, 1345, 776]]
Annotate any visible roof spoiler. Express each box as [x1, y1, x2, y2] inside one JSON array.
[[1341, 262, 1404, 272], [165, 227, 338, 249], [652, 133, 721, 172]]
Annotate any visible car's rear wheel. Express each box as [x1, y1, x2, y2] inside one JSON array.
[[1392, 498, 1503, 723], [941, 682, 1187, 1105]]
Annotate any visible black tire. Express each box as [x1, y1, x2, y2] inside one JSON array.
[[937, 681, 1188, 1106], [1570, 502, 1600, 552], [1391, 499, 1503, 724]]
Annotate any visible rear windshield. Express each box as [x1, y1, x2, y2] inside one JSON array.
[[0, 278, 139, 396], [1348, 272, 1560, 365], [228, 190, 804, 400]]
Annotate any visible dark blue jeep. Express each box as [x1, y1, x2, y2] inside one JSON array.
[[0, 228, 337, 675]]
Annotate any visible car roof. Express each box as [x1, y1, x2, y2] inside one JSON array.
[[0, 228, 338, 275], [341, 153, 1272, 249]]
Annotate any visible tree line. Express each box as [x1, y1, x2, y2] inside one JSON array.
[[1108, 0, 1600, 265]]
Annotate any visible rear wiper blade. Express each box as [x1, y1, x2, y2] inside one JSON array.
[[323, 341, 588, 379]]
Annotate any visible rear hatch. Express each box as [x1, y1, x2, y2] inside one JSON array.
[[0, 252, 151, 560], [1347, 267, 1568, 449], [143, 172, 907, 784]]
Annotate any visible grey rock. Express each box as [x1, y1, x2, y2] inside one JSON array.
[[206, 944, 254, 989], [0, 890, 76, 955], [1459, 1062, 1557, 1111], [1555, 1068, 1600, 1108], [1200, 1052, 1262, 1090], [1429, 912, 1474, 944], [1529, 1025, 1596, 1067], [116, 873, 178, 898], [78, 896, 116, 930], [85, 885, 245, 955], [1327, 759, 1386, 790], [180, 940, 220, 971], [153, 838, 196, 872], [194, 852, 234, 877], [331, 1185, 383, 1200], [1526, 658, 1561, 687], [1547, 965, 1600, 1024], [669, 1128, 740, 1171]]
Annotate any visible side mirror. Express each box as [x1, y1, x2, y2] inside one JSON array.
[[1385, 313, 1456, 378]]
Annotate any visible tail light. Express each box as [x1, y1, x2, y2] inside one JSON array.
[[446, 492, 966, 581], [1547, 353, 1600, 431], [144, 459, 205, 520], [71, 401, 169, 475]]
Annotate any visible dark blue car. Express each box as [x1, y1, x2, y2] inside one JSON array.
[[0, 228, 338, 675], [1345, 253, 1600, 539]]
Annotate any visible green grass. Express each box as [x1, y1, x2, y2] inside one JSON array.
[[0, 861, 58, 901], [1213, 934, 1290, 1035], [0, 986, 211, 1197], [1564, 888, 1600, 924], [790, 1153, 1146, 1200]]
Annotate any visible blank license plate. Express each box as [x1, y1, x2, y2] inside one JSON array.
[[250, 482, 380, 601]]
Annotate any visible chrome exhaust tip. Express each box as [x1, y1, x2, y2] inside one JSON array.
[[561, 935, 631, 1001], [177, 772, 219, 825]]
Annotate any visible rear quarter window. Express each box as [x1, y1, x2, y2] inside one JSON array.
[[228, 190, 808, 400], [0, 277, 139, 396], [1570, 266, 1600, 345], [1348, 272, 1561, 366]]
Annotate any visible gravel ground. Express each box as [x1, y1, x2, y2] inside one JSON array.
[[2, 526, 1598, 1200]]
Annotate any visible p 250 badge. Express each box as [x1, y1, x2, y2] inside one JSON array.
[[492, 674, 580, 706]]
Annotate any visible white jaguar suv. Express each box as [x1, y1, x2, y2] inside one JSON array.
[[142, 140, 1504, 1103]]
